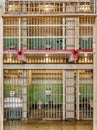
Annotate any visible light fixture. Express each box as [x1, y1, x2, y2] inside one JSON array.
[[45, 53, 49, 63], [45, 57, 49, 63], [84, 53, 87, 57], [84, 53, 88, 63], [84, 57, 87, 62], [7, 53, 12, 63], [80, 5, 91, 12], [40, 4, 55, 12], [8, 4, 21, 13], [8, 4, 15, 12], [44, 5, 49, 12], [45, 53, 49, 57]]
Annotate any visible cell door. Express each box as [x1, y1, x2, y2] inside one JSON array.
[[28, 70, 63, 120], [4, 69, 27, 120], [79, 70, 93, 120]]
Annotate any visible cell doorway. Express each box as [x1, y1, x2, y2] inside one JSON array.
[[28, 70, 63, 120]]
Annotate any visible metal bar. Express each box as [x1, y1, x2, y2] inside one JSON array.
[[0, 15, 3, 130], [19, 18, 21, 50], [76, 70, 80, 120], [63, 69, 65, 120]]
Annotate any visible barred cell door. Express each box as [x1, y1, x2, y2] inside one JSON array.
[[4, 69, 27, 120], [79, 70, 93, 120], [28, 70, 63, 120], [64, 69, 93, 120]]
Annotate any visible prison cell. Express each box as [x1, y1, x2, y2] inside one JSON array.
[[79, 70, 93, 119], [27, 70, 63, 120], [3, 17, 94, 51], [4, 69, 63, 120], [3, 69, 93, 120], [4, 70, 23, 120], [5, 1, 95, 14]]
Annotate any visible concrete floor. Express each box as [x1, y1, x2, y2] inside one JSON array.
[[4, 120, 93, 130]]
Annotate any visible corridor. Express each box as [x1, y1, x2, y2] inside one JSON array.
[[4, 120, 93, 130]]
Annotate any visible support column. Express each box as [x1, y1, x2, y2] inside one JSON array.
[[76, 70, 79, 120], [94, 0, 96, 13], [75, 18, 79, 50], [65, 70, 75, 119], [21, 3, 27, 119], [22, 18, 27, 50], [93, 17, 97, 130], [19, 18, 21, 50], [65, 5, 75, 49], [0, 16, 3, 130], [22, 3, 27, 50], [22, 70, 27, 119], [63, 70, 65, 120], [62, 3, 65, 49]]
